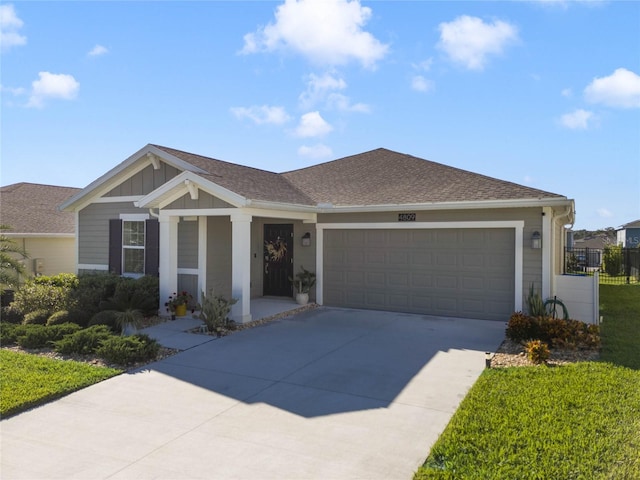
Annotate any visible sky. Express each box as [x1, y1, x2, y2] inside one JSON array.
[[1, 0, 639, 231]]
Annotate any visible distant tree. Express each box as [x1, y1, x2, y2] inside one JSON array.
[[0, 225, 28, 292]]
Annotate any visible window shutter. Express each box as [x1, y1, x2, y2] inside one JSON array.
[[145, 218, 160, 276], [108, 219, 122, 275]]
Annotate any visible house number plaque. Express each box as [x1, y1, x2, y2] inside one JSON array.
[[398, 213, 416, 222]]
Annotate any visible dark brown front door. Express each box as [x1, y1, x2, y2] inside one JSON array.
[[263, 224, 293, 296]]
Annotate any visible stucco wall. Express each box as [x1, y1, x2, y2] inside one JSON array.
[[13, 237, 76, 276]]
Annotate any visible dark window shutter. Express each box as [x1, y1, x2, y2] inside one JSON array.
[[109, 219, 122, 275], [145, 218, 160, 276]]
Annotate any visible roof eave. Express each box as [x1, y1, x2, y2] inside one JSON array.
[[316, 197, 575, 213]]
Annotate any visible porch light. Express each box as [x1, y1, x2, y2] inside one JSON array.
[[301, 232, 311, 247], [531, 231, 541, 249]]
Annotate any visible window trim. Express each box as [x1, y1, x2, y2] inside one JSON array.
[[120, 214, 150, 278]]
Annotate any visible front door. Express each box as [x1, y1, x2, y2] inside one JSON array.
[[263, 224, 293, 296]]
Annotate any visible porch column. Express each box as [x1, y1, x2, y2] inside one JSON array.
[[158, 214, 179, 316], [197, 216, 207, 303], [230, 212, 252, 324], [542, 207, 553, 300]]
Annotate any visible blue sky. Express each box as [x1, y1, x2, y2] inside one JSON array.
[[1, 0, 638, 231]]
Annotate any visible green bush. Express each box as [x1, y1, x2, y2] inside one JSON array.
[[0, 322, 26, 345], [69, 273, 121, 319], [96, 334, 160, 365], [12, 277, 77, 317], [53, 325, 113, 355], [603, 244, 623, 276], [88, 310, 118, 331], [506, 313, 600, 349], [99, 278, 158, 318], [17, 323, 81, 349], [22, 309, 50, 325], [1, 306, 23, 324], [505, 312, 538, 342], [32, 273, 79, 289], [47, 310, 71, 326]]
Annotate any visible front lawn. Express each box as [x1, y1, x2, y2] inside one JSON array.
[[0, 350, 121, 418], [414, 284, 640, 479]]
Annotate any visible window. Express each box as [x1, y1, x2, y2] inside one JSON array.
[[122, 220, 145, 275]]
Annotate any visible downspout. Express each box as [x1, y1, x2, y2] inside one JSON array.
[[148, 208, 160, 219]]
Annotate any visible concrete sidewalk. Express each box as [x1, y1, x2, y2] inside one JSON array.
[[1, 308, 505, 480]]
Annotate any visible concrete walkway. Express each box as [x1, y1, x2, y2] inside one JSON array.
[[1, 307, 505, 480]]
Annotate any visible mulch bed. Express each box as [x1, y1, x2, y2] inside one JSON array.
[[490, 338, 600, 368]]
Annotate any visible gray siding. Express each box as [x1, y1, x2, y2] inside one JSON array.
[[105, 163, 181, 196], [178, 220, 198, 269], [78, 202, 145, 265], [165, 191, 234, 209], [206, 216, 232, 299]]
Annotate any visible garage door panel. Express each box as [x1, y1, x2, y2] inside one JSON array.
[[323, 228, 514, 321]]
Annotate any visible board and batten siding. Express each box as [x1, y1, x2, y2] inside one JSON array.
[[78, 202, 147, 266], [104, 163, 182, 197], [318, 207, 543, 311], [165, 191, 234, 210], [178, 220, 198, 269]]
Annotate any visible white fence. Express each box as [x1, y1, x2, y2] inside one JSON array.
[[553, 272, 599, 324]]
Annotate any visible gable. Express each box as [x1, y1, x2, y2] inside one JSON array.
[[104, 162, 182, 197]]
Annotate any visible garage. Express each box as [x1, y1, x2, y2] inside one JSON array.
[[322, 227, 515, 321]]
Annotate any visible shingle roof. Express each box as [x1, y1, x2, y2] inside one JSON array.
[[283, 148, 565, 205], [152, 145, 315, 205], [0, 183, 80, 234]]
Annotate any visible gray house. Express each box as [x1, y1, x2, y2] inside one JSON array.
[[60, 145, 575, 323], [617, 220, 640, 248]]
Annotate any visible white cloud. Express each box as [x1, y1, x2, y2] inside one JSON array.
[[0, 4, 26, 52], [561, 88, 573, 98], [437, 15, 519, 70], [412, 58, 433, 72], [88, 45, 109, 57], [299, 72, 369, 112], [294, 111, 333, 137], [298, 143, 333, 159], [241, 0, 389, 68], [560, 109, 595, 130], [597, 207, 613, 218], [0, 84, 25, 96], [584, 68, 640, 109], [411, 75, 434, 93], [230, 105, 291, 125], [27, 72, 80, 108]]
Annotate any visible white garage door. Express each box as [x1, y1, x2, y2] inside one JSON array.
[[323, 228, 515, 321]]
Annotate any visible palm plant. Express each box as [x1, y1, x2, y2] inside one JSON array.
[[0, 225, 28, 293]]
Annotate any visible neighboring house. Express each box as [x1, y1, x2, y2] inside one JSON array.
[[569, 233, 616, 270], [1, 183, 80, 277], [616, 220, 640, 248], [60, 144, 576, 323]]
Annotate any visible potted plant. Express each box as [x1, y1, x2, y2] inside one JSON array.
[[290, 265, 316, 305], [165, 291, 193, 319]]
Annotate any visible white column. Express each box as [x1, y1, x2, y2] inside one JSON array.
[[230, 212, 252, 324], [514, 223, 524, 312], [315, 224, 324, 305], [542, 207, 553, 300], [158, 214, 179, 316], [197, 216, 207, 303]]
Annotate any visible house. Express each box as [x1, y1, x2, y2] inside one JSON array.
[[60, 144, 576, 323], [1, 182, 80, 277], [617, 220, 640, 248]]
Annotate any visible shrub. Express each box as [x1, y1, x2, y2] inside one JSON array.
[[197, 289, 237, 333], [525, 339, 550, 364], [12, 278, 76, 317], [22, 309, 50, 325], [96, 334, 160, 365], [53, 325, 113, 355], [47, 310, 71, 326], [526, 284, 545, 317], [32, 273, 79, 289], [603, 244, 623, 276], [133, 275, 159, 316], [88, 310, 118, 331], [1, 305, 23, 324], [99, 278, 158, 319], [0, 322, 26, 345], [17, 323, 81, 349], [69, 273, 121, 319], [506, 312, 538, 343]]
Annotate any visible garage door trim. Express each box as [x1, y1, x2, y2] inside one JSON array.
[[316, 221, 524, 313]]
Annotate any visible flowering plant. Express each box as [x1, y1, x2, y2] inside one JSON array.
[[165, 291, 193, 313]]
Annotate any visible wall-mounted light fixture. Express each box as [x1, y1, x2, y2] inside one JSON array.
[[531, 231, 541, 249], [301, 232, 311, 247]]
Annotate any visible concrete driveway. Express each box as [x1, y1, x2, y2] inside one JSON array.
[[1, 307, 505, 480]]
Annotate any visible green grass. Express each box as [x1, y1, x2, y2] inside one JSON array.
[[0, 350, 121, 418], [415, 284, 640, 479], [599, 284, 640, 369]]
